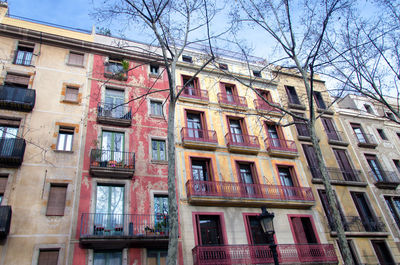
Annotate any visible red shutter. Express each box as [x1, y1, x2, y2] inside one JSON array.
[[291, 217, 308, 244], [46, 185, 67, 216], [38, 250, 59, 265]]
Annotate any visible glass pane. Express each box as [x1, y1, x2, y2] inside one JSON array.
[[65, 134, 73, 151], [57, 134, 66, 150], [93, 253, 106, 265]]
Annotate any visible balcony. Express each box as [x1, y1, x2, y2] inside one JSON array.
[[328, 216, 387, 237], [369, 171, 400, 189], [253, 99, 282, 116], [264, 137, 298, 158], [225, 133, 260, 154], [90, 149, 135, 178], [295, 126, 312, 142], [326, 131, 349, 147], [186, 180, 315, 208], [97, 102, 132, 127], [0, 85, 35, 112], [181, 128, 218, 150], [177, 86, 209, 104], [0, 206, 12, 239], [80, 213, 169, 249], [354, 133, 377, 148], [192, 244, 338, 265], [310, 167, 367, 187], [0, 138, 26, 167], [218, 93, 248, 110]]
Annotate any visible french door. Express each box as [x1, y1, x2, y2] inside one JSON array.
[[101, 131, 124, 162]]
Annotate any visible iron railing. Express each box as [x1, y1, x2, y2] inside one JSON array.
[[186, 180, 315, 202], [0, 138, 26, 162], [253, 99, 281, 113], [326, 130, 347, 142], [80, 213, 169, 237], [0, 206, 11, 239], [90, 149, 135, 169], [369, 170, 400, 186], [264, 137, 297, 153], [310, 167, 364, 183], [225, 133, 260, 149], [97, 102, 132, 121], [181, 128, 218, 144], [295, 124, 310, 137], [327, 216, 386, 233], [354, 133, 377, 145], [177, 86, 209, 101], [192, 244, 338, 265], [218, 93, 248, 108], [0, 85, 35, 111]]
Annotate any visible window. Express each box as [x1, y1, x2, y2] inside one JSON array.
[[333, 149, 357, 181], [152, 139, 166, 161], [385, 196, 400, 230], [266, 123, 285, 147], [293, 113, 310, 137], [377, 129, 387, 140], [46, 185, 67, 216], [4, 73, 30, 88], [106, 58, 124, 74], [364, 104, 374, 114], [228, 118, 246, 143], [182, 75, 200, 96], [321, 117, 340, 141], [289, 216, 318, 244], [0, 124, 19, 157], [186, 111, 206, 139], [218, 63, 228, 70], [64, 86, 79, 102], [150, 64, 159, 75], [0, 176, 7, 204], [150, 100, 163, 116], [238, 162, 258, 195], [245, 215, 268, 244], [252, 70, 262, 78], [67, 51, 84, 66], [94, 251, 122, 265], [365, 154, 385, 182], [258, 89, 273, 102], [278, 166, 297, 187], [302, 144, 320, 179], [38, 249, 59, 265], [154, 195, 168, 233], [182, 55, 193, 63], [386, 112, 395, 120], [220, 83, 238, 103], [14, 42, 34, 65], [350, 123, 368, 143], [351, 192, 378, 232], [104, 88, 125, 118], [371, 240, 395, 265], [147, 249, 167, 265], [318, 190, 347, 231], [393, 160, 400, 174], [337, 240, 360, 265], [313, 91, 327, 109], [397, 132, 400, 140], [56, 127, 74, 151], [101, 131, 124, 162], [95, 185, 124, 234], [191, 158, 212, 182], [285, 86, 301, 105], [195, 214, 224, 245]]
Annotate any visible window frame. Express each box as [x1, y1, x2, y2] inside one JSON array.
[[285, 86, 301, 105], [377, 128, 387, 140], [252, 70, 262, 78], [151, 138, 166, 161], [37, 249, 60, 265], [67, 51, 85, 67], [14, 42, 34, 66], [384, 196, 400, 231], [190, 157, 214, 182], [149, 99, 163, 117], [182, 55, 193, 63], [218, 63, 228, 71], [276, 165, 299, 187], [313, 91, 327, 109], [56, 127, 74, 152], [364, 104, 374, 114], [192, 212, 227, 246], [64, 86, 80, 103], [149, 64, 160, 75], [46, 184, 68, 216]]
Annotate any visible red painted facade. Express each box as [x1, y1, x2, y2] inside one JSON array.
[[72, 53, 182, 264]]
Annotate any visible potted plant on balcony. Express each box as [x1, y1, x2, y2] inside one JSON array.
[[108, 160, 117, 167], [145, 226, 155, 235]]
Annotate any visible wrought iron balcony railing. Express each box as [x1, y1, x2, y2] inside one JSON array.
[[354, 133, 377, 148], [369, 170, 400, 189], [0, 85, 35, 111], [90, 149, 135, 178], [264, 137, 298, 154], [181, 128, 218, 144], [0, 138, 26, 167], [310, 167, 364, 184], [218, 93, 248, 108], [225, 133, 260, 150], [192, 244, 338, 265], [97, 102, 132, 126], [253, 99, 281, 114], [177, 86, 209, 102], [327, 216, 386, 233], [186, 180, 315, 202], [325, 130, 348, 146], [80, 213, 169, 238], [0, 206, 12, 239]]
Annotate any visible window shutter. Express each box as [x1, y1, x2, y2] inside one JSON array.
[[38, 250, 59, 265], [65, 87, 79, 102], [46, 185, 67, 216], [68, 52, 84, 66], [5, 73, 30, 86], [0, 177, 7, 194]]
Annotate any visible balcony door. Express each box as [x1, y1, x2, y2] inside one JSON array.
[[318, 190, 348, 231], [182, 75, 199, 96], [0, 126, 18, 157], [266, 124, 284, 148], [351, 192, 378, 232], [290, 216, 318, 244], [351, 123, 367, 143], [104, 88, 124, 118], [302, 144, 321, 179], [187, 112, 204, 139], [95, 185, 124, 234], [94, 251, 122, 265], [196, 215, 224, 246], [278, 166, 298, 198], [238, 163, 257, 196], [333, 149, 356, 181], [365, 155, 385, 182], [154, 195, 168, 233], [371, 240, 395, 265], [223, 83, 236, 102], [101, 131, 124, 162], [229, 119, 245, 143], [246, 215, 268, 244], [191, 159, 213, 193], [321, 118, 339, 141]]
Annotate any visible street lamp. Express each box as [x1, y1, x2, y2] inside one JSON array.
[[259, 207, 279, 265]]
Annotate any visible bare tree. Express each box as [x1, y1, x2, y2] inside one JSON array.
[[93, 0, 220, 263], [231, 0, 355, 264]]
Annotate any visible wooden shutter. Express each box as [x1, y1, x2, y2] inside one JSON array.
[[46, 185, 67, 216], [65, 86, 79, 102], [5, 73, 30, 86], [333, 149, 353, 173], [68, 52, 84, 65], [291, 217, 308, 244], [0, 177, 7, 194], [38, 249, 59, 265]]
